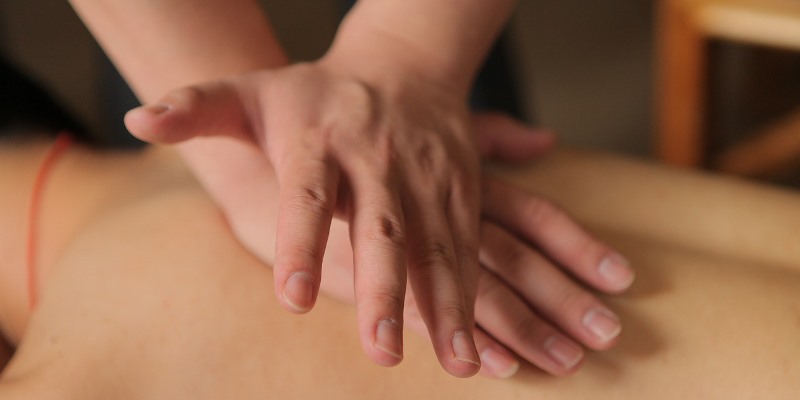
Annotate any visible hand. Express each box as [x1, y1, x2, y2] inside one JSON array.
[[127, 59, 483, 376], [472, 177, 633, 377], [306, 113, 634, 378], [128, 83, 632, 377], [408, 114, 633, 377]]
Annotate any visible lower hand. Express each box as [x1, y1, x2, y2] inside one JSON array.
[[329, 113, 634, 377]]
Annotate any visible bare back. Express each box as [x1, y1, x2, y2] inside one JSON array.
[[1, 144, 799, 399]]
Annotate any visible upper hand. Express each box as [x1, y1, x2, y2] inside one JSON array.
[[127, 59, 483, 377]]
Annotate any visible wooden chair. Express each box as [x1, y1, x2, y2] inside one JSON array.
[[655, 0, 800, 176]]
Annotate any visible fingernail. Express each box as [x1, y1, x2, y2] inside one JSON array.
[[598, 253, 635, 290], [544, 335, 583, 370], [452, 331, 481, 366], [282, 272, 314, 313], [480, 347, 519, 379], [582, 307, 621, 343], [375, 319, 403, 360], [144, 103, 170, 115]]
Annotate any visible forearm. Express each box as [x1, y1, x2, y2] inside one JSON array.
[[329, 0, 516, 95], [69, 0, 289, 212], [68, 0, 288, 102]]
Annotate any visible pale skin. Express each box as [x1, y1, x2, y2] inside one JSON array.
[[0, 121, 624, 378], [1, 137, 798, 399], [68, 0, 634, 377]]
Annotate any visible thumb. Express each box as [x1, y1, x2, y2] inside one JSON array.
[[125, 79, 259, 145], [472, 111, 556, 163]]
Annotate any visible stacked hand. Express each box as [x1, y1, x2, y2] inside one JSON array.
[[126, 59, 634, 378]]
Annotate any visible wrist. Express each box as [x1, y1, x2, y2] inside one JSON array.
[[324, 22, 471, 98], [325, 0, 516, 98], [328, 0, 518, 98]]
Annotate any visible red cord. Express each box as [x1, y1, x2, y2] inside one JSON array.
[[26, 132, 73, 311]]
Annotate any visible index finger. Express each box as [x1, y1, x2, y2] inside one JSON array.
[[481, 177, 635, 293], [273, 154, 340, 313]]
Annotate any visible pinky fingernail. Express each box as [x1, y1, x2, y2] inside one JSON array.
[[544, 335, 583, 370], [481, 347, 520, 379]]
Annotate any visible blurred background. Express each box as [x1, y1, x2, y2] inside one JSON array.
[[2, 0, 799, 186]]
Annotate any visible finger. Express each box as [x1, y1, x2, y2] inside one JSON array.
[[472, 112, 556, 162], [404, 292, 521, 379], [446, 175, 482, 337], [406, 194, 481, 378], [482, 177, 635, 293], [474, 328, 520, 379], [349, 175, 408, 367], [124, 79, 257, 145], [273, 153, 340, 314], [480, 222, 622, 350], [474, 268, 585, 376]]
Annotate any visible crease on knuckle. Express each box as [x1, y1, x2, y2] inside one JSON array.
[[476, 273, 505, 303], [437, 302, 468, 325], [448, 180, 480, 218], [551, 285, 593, 314], [512, 316, 543, 343], [487, 235, 526, 275], [368, 215, 406, 249], [416, 142, 435, 173], [522, 197, 560, 228], [415, 241, 455, 270], [365, 286, 406, 313], [287, 185, 332, 218], [282, 245, 322, 269]]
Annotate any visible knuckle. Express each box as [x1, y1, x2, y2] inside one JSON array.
[[450, 168, 472, 190], [368, 215, 407, 249], [415, 241, 456, 270], [337, 78, 378, 108], [287, 184, 332, 217], [415, 142, 435, 173], [497, 246, 526, 274], [575, 240, 605, 268], [366, 286, 407, 312], [511, 316, 543, 343], [552, 285, 594, 313], [328, 80, 380, 137], [373, 134, 399, 169], [281, 245, 322, 269], [476, 272, 505, 301], [437, 301, 468, 324], [411, 135, 449, 176], [448, 176, 479, 213], [485, 234, 526, 273], [522, 197, 560, 227]]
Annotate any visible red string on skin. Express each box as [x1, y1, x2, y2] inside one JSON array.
[[26, 132, 73, 311]]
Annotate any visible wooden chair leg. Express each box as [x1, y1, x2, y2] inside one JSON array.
[[656, 0, 708, 167]]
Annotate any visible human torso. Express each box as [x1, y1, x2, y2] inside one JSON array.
[[0, 139, 192, 344]]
